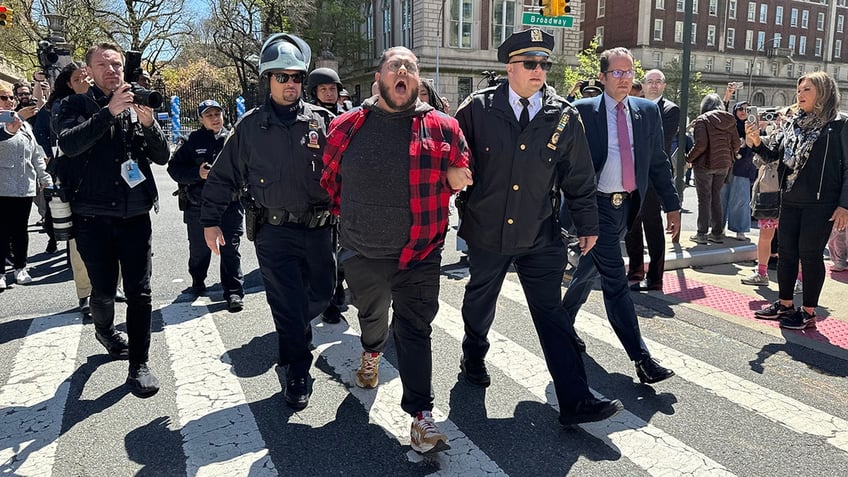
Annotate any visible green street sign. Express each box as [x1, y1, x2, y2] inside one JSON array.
[[521, 12, 574, 28]]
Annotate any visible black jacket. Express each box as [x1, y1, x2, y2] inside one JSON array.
[[56, 87, 170, 218], [753, 117, 848, 209], [200, 98, 333, 227], [455, 83, 598, 254], [168, 126, 230, 207]]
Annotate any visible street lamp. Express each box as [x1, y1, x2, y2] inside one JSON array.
[[435, 0, 446, 92], [747, 35, 790, 103]]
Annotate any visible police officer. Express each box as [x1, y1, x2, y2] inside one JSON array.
[[201, 33, 335, 411], [455, 28, 623, 426], [307, 67, 345, 114], [168, 99, 244, 311]]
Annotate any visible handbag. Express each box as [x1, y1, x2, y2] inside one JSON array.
[[751, 158, 781, 219]]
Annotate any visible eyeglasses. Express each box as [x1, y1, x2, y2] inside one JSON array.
[[509, 60, 553, 72], [604, 69, 636, 79], [644, 79, 665, 85], [0, 95, 14, 101], [15, 92, 32, 97], [271, 72, 305, 84], [385, 60, 419, 73]]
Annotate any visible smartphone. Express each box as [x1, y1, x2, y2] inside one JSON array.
[[0, 110, 16, 123], [746, 106, 759, 124]]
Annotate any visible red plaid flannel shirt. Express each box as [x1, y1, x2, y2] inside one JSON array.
[[321, 106, 470, 269]]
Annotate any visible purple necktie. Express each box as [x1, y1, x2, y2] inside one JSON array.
[[616, 102, 637, 192]]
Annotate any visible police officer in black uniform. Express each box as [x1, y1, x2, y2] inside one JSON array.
[[455, 28, 623, 425], [200, 33, 336, 411], [168, 99, 244, 311]]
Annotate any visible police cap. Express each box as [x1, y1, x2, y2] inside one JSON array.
[[497, 28, 554, 64]]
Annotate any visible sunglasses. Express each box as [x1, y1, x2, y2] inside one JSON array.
[[0, 95, 15, 101], [509, 60, 553, 71], [271, 72, 305, 84]]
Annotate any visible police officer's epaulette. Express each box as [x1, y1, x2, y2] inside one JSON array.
[[232, 107, 261, 130], [544, 94, 578, 151], [304, 102, 336, 123]]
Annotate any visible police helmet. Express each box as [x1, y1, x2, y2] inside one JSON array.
[[258, 33, 312, 76], [307, 68, 343, 97]]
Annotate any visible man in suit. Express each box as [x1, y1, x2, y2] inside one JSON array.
[[563, 47, 681, 385], [625, 69, 680, 291]]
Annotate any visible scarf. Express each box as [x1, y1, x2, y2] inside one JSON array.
[[781, 111, 827, 191]]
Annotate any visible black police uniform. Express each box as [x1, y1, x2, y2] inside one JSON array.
[[200, 97, 335, 377], [455, 29, 601, 412], [168, 125, 244, 299]]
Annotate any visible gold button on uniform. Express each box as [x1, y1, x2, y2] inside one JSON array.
[[260, 178, 265, 183], [512, 184, 519, 191], [507, 218, 514, 225], [520, 144, 526, 150]]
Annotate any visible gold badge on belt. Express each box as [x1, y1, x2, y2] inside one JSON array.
[[611, 192, 625, 209]]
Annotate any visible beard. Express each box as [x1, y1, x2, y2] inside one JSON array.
[[378, 80, 417, 111]]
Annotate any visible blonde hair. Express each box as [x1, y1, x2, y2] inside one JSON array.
[[797, 71, 840, 122]]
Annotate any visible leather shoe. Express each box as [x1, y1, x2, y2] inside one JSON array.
[[459, 356, 491, 387], [283, 367, 311, 410], [95, 330, 129, 360], [190, 280, 207, 295], [127, 363, 160, 398], [321, 303, 342, 324], [630, 278, 663, 291], [559, 398, 624, 425], [635, 357, 675, 384], [626, 268, 645, 281], [226, 294, 244, 313]]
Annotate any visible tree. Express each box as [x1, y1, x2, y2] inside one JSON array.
[[660, 56, 715, 122], [555, 37, 644, 100], [301, 0, 368, 72]]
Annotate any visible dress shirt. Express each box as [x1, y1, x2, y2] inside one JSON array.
[[597, 92, 635, 193], [508, 87, 542, 124]]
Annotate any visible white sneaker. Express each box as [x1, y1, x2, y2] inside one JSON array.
[[741, 271, 769, 286], [14, 269, 32, 284], [0, 275, 6, 289], [410, 411, 450, 454], [794, 279, 803, 295]]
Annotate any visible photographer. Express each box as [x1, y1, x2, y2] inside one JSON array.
[[56, 42, 169, 398], [168, 100, 244, 311]]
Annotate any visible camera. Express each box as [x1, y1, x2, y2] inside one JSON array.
[[761, 111, 777, 122], [44, 186, 74, 241], [123, 51, 163, 109]]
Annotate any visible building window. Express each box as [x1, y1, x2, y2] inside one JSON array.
[[707, 25, 716, 46], [786, 63, 794, 78], [837, 40, 843, 58], [754, 60, 762, 76], [759, 4, 767, 23], [788, 34, 796, 53], [747, 2, 755, 21], [757, 31, 765, 50], [691, 23, 697, 43], [771, 62, 779, 76], [401, 0, 412, 47], [798, 64, 805, 76], [817, 12, 825, 31], [772, 33, 781, 48], [835, 66, 841, 80], [364, 4, 375, 58], [654, 19, 664, 40], [725, 58, 733, 73], [729, 0, 737, 19], [598, 0, 606, 17], [790, 8, 798, 27], [799, 36, 807, 55], [709, 0, 717, 16], [449, 0, 473, 48], [596, 26, 605, 46], [656, 0, 664, 9], [491, 0, 516, 48], [815, 38, 822, 56], [674, 21, 683, 43], [801, 10, 809, 29], [458, 77, 473, 103], [382, 2, 392, 51], [676, 0, 684, 12], [839, 15, 844, 33], [653, 51, 663, 66], [775, 6, 783, 25], [726, 28, 735, 48], [705, 56, 714, 72], [745, 30, 754, 50]]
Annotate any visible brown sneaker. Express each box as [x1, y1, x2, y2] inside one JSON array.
[[410, 411, 450, 454], [354, 351, 382, 389]]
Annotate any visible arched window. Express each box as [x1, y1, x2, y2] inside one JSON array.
[[752, 91, 766, 106]]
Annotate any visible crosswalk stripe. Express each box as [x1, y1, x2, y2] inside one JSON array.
[[161, 301, 276, 476], [0, 312, 83, 476], [439, 282, 736, 476], [310, 318, 507, 475]]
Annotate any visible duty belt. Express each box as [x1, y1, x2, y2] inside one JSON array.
[[596, 191, 631, 209], [264, 207, 336, 228]]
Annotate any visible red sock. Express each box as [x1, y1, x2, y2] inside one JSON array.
[[758, 265, 767, 276]]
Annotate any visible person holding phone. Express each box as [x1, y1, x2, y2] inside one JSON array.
[[721, 101, 758, 242], [167, 99, 244, 312], [0, 86, 53, 289]]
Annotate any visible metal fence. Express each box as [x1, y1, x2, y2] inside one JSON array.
[[156, 81, 264, 142]]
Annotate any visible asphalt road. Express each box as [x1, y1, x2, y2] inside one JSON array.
[[1, 167, 847, 476]]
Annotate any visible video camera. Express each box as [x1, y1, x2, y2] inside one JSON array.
[[123, 51, 163, 109]]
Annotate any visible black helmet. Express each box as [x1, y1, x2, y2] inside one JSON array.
[[307, 67, 343, 97]]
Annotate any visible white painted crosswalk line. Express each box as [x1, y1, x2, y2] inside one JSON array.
[[160, 301, 276, 477], [311, 319, 507, 476], [437, 287, 736, 476], [0, 312, 83, 476]]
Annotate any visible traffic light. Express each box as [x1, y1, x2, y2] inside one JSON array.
[[563, 0, 572, 15], [540, 0, 554, 16], [0, 5, 13, 28]]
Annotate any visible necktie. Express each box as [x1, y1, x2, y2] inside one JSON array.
[[519, 98, 530, 129], [616, 102, 637, 192]]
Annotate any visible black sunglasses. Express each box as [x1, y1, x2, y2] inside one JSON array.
[[509, 60, 553, 72], [271, 72, 305, 84], [0, 95, 14, 101]]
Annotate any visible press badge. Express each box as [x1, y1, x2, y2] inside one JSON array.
[[121, 159, 146, 188]]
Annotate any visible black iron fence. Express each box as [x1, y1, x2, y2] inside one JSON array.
[[156, 81, 264, 142]]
